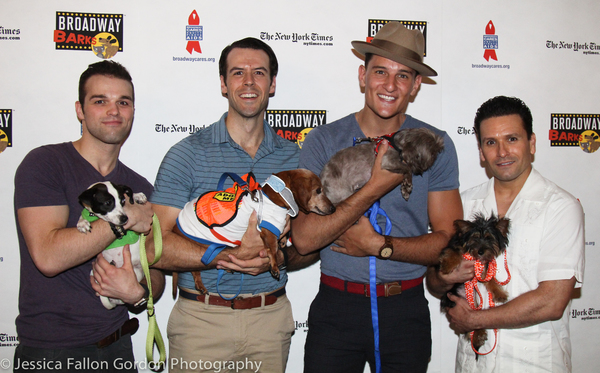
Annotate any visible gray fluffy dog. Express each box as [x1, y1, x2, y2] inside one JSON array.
[[320, 128, 445, 205]]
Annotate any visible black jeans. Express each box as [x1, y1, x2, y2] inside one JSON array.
[[13, 336, 137, 373], [304, 282, 431, 373]]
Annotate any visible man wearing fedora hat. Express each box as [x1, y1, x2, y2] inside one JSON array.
[[292, 22, 462, 372]]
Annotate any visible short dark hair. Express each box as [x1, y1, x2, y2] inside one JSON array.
[[219, 37, 278, 83], [78, 60, 134, 105], [363, 53, 419, 78], [474, 96, 533, 144]]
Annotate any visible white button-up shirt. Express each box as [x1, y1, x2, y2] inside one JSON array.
[[456, 168, 585, 372]]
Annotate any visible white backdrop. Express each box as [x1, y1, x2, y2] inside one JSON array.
[[1, 1, 599, 372]]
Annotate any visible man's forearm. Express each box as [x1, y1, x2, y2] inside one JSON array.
[[284, 245, 320, 271]]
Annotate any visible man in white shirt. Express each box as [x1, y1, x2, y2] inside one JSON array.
[[427, 96, 585, 372]]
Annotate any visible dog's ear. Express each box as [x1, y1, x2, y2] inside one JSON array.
[[496, 218, 510, 238], [453, 219, 473, 235], [78, 188, 95, 209], [112, 183, 134, 204], [293, 174, 314, 210]]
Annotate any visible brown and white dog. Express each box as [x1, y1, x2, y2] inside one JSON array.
[[320, 128, 445, 205], [77, 181, 147, 309], [176, 169, 335, 295]]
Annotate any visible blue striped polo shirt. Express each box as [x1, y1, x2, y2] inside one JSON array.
[[151, 112, 300, 295]]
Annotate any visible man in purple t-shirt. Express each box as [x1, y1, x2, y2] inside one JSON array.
[[13, 61, 164, 372]]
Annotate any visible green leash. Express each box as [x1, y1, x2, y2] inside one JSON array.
[[139, 214, 166, 370]]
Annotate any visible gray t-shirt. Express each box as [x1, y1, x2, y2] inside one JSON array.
[[299, 113, 459, 282]]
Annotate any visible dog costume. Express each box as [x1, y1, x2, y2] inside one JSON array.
[[177, 172, 296, 249]]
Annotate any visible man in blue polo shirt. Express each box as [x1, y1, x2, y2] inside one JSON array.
[[150, 37, 301, 372]]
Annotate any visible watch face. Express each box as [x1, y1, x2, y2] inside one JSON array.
[[380, 247, 393, 258]]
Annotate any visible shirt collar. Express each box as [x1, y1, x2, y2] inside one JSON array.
[[211, 112, 283, 152]]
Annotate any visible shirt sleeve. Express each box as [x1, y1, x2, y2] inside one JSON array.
[[427, 132, 460, 192], [151, 139, 197, 210], [299, 126, 330, 177], [538, 194, 585, 286]]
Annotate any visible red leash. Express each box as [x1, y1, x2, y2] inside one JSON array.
[[462, 251, 511, 355]]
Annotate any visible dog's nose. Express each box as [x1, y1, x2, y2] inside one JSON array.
[[119, 215, 129, 225]]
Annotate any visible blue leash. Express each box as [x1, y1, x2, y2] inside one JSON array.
[[365, 201, 392, 373], [355, 135, 392, 373]]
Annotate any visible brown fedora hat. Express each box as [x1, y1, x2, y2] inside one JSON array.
[[352, 22, 437, 77]]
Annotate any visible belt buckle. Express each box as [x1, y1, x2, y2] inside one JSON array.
[[384, 282, 402, 297], [230, 297, 242, 309]]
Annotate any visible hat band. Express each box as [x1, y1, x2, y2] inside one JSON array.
[[370, 39, 422, 63]]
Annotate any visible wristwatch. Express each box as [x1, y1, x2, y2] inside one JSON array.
[[378, 235, 394, 260], [133, 283, 150, 308]]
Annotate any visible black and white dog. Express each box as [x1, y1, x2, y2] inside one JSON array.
[[77, 181, 147, 309]]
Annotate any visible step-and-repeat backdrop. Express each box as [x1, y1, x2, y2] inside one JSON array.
[[1, 1, 598, 372]]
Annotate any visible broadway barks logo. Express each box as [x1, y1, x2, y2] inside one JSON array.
[[366, 19, 428, 56], [0, 109, 12, 153], [266, 110, 326, 148], [186, 10, 203, 54], [549, 114, 600, 154], [54, 12, 124, 59]]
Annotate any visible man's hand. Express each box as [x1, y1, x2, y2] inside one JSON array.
[[446, 293, 477, 334], [331, 216, 380, 257], [90, 245, 145, 305], [123, 199, 154, 235], [364, 141, 406, 195], [217, 211, 271, 276]]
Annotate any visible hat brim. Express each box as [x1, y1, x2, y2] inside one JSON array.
[[352, 40, 438, 77]]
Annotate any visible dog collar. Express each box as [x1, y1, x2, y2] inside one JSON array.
[[81, 209, 139, 250], [261, 175, 299, 217], [353, 133, 404, 160]]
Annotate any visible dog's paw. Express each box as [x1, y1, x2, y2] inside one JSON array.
[[270, 266, 280, 281], [493, 288, 509, 303], [77, 216, 92, 233], [472, 329, 488, 351], [400, 179, 413, 201], [133, 192, 147, 205]]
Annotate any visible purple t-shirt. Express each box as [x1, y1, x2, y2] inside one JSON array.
[[14, 142, 153, 348]]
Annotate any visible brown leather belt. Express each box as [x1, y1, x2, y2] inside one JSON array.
[[321, 273, 422, 297], [179, 287, 286, 309], [96, 318, 139, 349]]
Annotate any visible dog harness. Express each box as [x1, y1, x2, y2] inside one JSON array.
[[463, 251, 512, 355], [177, 172, 296, 299], [354, 132, 404, 159]]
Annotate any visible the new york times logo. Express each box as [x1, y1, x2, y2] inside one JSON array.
[[0, 332, 18, 347], [549, 114, 600, 153], [0, 109, 12, 153], [572, 308, 600, 321], [367, 19, 427, 56], [54, 12, 123, 58], [266, 110, 326, 147]]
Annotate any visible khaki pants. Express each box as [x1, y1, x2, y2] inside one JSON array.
[[167, 293, 294, 373]]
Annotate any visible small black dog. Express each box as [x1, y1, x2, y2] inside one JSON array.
[[438, 213, 510, 352], [77, 181, 147, 309]]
